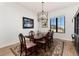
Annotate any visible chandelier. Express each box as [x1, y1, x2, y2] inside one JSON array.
[[38, 2, 48, 22]]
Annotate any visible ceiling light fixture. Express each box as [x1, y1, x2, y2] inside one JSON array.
[[38, 2, 48, 22]]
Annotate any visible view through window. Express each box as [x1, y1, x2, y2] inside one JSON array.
[[50, 16, 65, 33]]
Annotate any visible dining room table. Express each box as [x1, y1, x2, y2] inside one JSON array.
[[33, 32, 47, 43], [25, 32, 47, 43]]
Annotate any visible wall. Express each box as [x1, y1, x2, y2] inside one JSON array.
[[0, 2, 38, 48], [49, 5, 79, 41]]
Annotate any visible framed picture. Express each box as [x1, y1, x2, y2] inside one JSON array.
[[23, 17, 34, 28]]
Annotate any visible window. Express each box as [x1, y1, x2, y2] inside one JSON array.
[[50, 16, 65, 33]]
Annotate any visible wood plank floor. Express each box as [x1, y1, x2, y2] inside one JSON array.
[[63, 41, 77, 56], [0, 40, 77, 56]]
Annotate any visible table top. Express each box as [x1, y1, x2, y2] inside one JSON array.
[[25, 33, 46, 40], [34, 33, 46, 39]]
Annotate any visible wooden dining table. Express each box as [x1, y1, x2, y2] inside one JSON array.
[[34, 33, 45, 39], [33, 33, 47, 43], [25, 32, 47, 43]]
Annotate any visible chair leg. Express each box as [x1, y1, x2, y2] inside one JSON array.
[[25, 48, 27, 56], [34, 46, 39, 55], [43, 44, 46, 52], [20, 47, 22, 56], [47, 41, 51, 49]]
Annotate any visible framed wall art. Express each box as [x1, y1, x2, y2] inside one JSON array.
[[23, 17, 34, 29]]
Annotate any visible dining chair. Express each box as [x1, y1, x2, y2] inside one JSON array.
[[47, 30, 54, 49], [29, 31, 35, 42], [29, 31, 35, 36], [19, 33, 36, 56], [36, 33, 49, 52], [51, 31, 54, 43], [19, 33, 26, 56]]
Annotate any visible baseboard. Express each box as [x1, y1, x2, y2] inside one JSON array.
[[0, 40, 19, 48], [63, 39, 73, 41], [54, 38, 73, 41]]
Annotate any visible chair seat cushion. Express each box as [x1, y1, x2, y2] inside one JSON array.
[[25, 37, 30, 42], [26, 41, 36, 49]]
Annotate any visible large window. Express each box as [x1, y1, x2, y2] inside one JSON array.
[[50, 16, 65, 33]]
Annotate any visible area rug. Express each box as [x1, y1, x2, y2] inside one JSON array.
[[10, 39, 64, 56]]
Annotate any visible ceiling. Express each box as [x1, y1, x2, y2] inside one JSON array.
[[19, 2, 79, 13]]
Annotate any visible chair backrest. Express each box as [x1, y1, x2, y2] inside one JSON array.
[[19, 33, 26, 49], [47, 30, 54, 41], [44, 32, 50, 42], [29, 31, 35, 42], [51, 31, 54, 39], [29, 31, 35, 36]]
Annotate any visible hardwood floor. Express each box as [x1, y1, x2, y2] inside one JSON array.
[[0, 43, 19, 56], [63, 41, 77, 56], [0, 39, 77, 56]]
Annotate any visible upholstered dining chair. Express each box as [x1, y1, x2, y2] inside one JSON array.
[[19, 33, 36, 56], [29, 31, 35, 36], [19, 33, 26, 56], [29, 31, 35, 42], [51, 31, 54, 43], [35, 33, 49, 52], [47, 30, 54, 49]]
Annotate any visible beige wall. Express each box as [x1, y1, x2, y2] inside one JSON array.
[[49, 5, 79, 41], [0, 2, 38, 48]]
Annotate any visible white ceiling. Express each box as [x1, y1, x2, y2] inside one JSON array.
[[19, 2, 79, 13]]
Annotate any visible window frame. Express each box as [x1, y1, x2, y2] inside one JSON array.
[[50, 16, 65, 33]]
